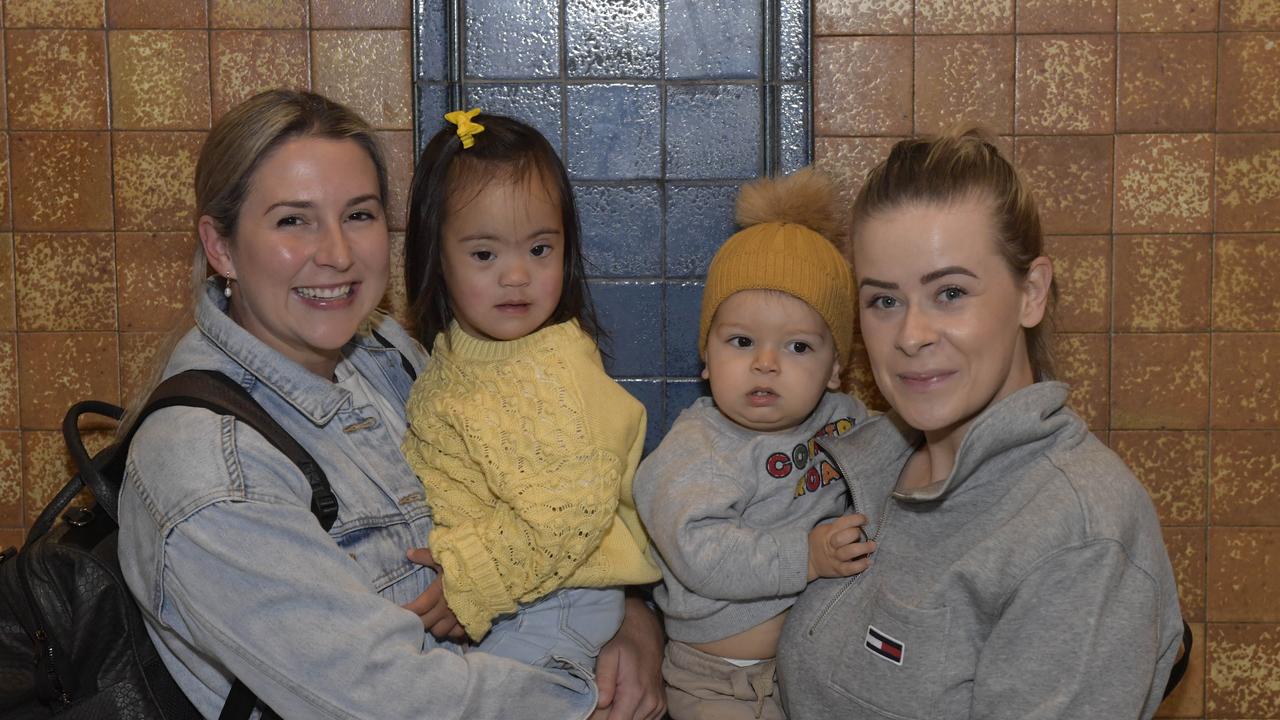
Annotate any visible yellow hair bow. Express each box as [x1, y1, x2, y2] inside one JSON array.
[[445, 108, 485, 149]]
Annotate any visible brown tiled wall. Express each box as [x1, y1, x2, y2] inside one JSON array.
[[815, 1, 1280, 716], [0, 0, 1275, 716]]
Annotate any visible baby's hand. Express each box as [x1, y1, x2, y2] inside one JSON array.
[[807, 514, 876, 582]]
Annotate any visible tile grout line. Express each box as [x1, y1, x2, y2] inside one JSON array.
[[656, 0, 668, 406], [2, 5, 24, 529], [103, 10, 123, 453], [1201, 4, 1223, 673]]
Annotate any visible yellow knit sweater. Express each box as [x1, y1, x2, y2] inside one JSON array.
[[401, 320, 661, 641]]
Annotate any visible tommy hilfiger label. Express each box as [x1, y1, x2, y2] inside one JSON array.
[[865, 625, 904, 665]]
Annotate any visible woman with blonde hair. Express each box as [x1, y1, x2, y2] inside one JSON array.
[[117, 89, 664, 719], [777, 127, 1183, 719]]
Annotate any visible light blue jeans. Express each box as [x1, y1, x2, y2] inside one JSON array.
[[475, 586, 625, 672]]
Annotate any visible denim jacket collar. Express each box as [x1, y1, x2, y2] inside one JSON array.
[[191, 280, 376, 426]]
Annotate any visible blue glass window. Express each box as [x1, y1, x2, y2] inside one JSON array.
[[578, 184, 663, 278], [665, 184, 737, 278], [415, 0, 811, 440], [663, 0, 762, 80], [568, 84, 663, 179], [566, 0, 661, 78], [665, 84, 763, 179]]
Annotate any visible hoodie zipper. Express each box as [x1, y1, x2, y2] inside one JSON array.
[[807, 445, 893, 636]]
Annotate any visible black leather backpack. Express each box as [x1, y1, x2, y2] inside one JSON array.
[[0, 370, 336, 719]]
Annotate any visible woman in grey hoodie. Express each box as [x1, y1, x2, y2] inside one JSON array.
[[777, 127, 1183, 719]]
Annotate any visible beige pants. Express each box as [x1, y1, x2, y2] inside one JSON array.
[[662, 640, 787, 720]]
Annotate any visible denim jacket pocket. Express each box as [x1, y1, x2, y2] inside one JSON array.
[[324, 467, 434, 597], [827, 588, 951, 720]]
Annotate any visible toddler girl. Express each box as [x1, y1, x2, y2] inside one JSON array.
[[400, 109, 661, 675]]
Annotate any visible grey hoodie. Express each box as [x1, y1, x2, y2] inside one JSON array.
[[777, 382, 1182, 720]]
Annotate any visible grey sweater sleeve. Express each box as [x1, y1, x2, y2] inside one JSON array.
[[634, 442, 811, 602], [971, 538, 1176, 719]]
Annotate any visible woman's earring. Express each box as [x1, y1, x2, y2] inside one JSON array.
[[224, 274, 233, 299]]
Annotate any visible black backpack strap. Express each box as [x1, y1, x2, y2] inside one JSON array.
[[371, 327, 418, 381], [219, 679, 281, 720], [102, 369, 338, 531], [217, 682, 256, 720], [1163, 619, 1194, 700]]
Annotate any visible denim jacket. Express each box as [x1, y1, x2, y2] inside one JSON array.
[[117, 282, 596, 719]]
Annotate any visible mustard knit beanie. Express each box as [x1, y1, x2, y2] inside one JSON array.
[[698, 167, 854, 365]]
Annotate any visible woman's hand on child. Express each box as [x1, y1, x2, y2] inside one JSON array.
[[591, 593, 667, 720], [403, 547, 467, 641], [807, 514, 876, 582]]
